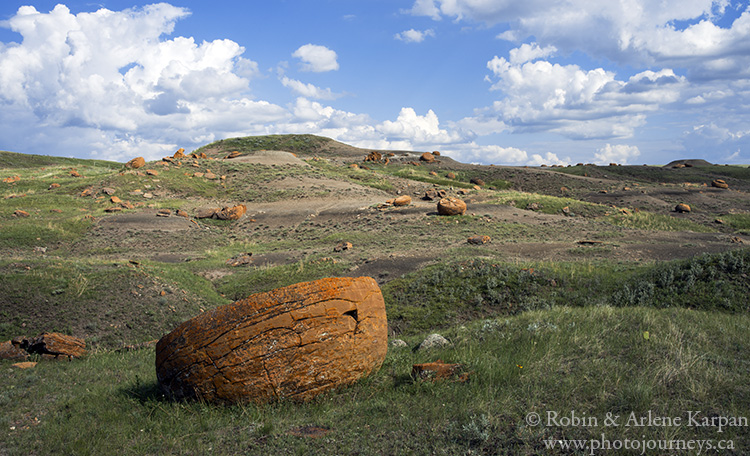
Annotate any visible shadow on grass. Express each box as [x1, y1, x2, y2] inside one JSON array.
[[119, 376, 169, 403]]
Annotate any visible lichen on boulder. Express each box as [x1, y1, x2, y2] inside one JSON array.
[[155, 277, 388, 404]]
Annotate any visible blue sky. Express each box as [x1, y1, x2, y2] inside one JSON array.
[[1, 1, 749, 165]]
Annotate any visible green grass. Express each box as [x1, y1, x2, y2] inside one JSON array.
[[0, 259, 229, 348], [0, 151, 120, 170], [214, 257, 351, 301], [384, 249, 750, 335], [492, 190, 610, 217], [195, 134, 334, 157], [721, 213, 750, 234], [2, 305, 748, 455], [606, 211, 716, 232]]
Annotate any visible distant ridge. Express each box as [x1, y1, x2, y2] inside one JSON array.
[[664, 159, 714, 167]]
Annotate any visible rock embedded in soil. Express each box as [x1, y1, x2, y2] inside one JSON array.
[[712, 179, 729, 189], [155, 277, 388, 404], [334, 241, 353, 252], [26, 333, 86, 360], [0, 340, 28, 360], [467, 235, 491, 245], [417, 333, 451, 351], [437, 197, 467, 216], [215, 204, 246, 220], [412, 359, 464, 381]]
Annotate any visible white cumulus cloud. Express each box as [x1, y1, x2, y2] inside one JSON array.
[[395, 28, 436, 43], [0, 3, 277, 161], [292, 44, 339, 72], [410, 0, 750, 80], [280, 77, 342, 100], [594, 144, 641, 165], [377, 107, 465, 146], [484, 49, 685, 139]]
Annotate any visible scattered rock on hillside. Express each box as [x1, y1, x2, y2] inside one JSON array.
[[712, 179, 729, 189], [526, 202, 541, 211], [446, 172, 456, 179], [12, 210, 30, 218], [468, 235, 491, 245], [194, 205, 246, 220], [195, 207, 219, 219], [334, 241, 353, 252], [0, 340, 28, 360], [390, 339, 408, 348], [420, 152, 435, 163], [12, 361, 37, 369], [393, 195, 412, 207], [126, 157, 146, 169], [224, 151, 241, 159], [26, 333, 86, 360], [155, 277, 388, 403], [470, 177, 485, 187], [364, 151, 382, 162], [432, 151, 441, 156], [423, 189, 447, 201], [417, 333, 451, 351], [48, 183, 60, 190], [437, 197, 467, 216], [3, 175, 21, 184], [173, 148, 185, 159], [226, 252, 253, 267], [216, 204, 246, 220], [412, 359, 467, 382], [145, 169, 159, 176], [102, 187, 116, 195], [675, 203, 691, 213]]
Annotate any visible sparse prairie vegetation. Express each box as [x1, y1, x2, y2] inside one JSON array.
[[1, 137, 750, 455]]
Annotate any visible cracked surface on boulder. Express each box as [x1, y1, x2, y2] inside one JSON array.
[[155, 277, 387, 404]]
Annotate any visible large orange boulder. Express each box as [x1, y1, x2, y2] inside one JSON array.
[[393, 195, 412, 207], [420, 152, 435, 163], [675, 203, 691, 213], [155, 277, 388, 404], [126, 157, 146, 169], [437, 197, 467, 216]]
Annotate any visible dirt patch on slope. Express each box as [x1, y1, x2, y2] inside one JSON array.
[[226, 150, 310, 166]]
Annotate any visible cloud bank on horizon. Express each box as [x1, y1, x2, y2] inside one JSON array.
[[0, 1, 749, 165]]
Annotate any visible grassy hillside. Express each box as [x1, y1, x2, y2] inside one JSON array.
[[1, 135, 750, 455]]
